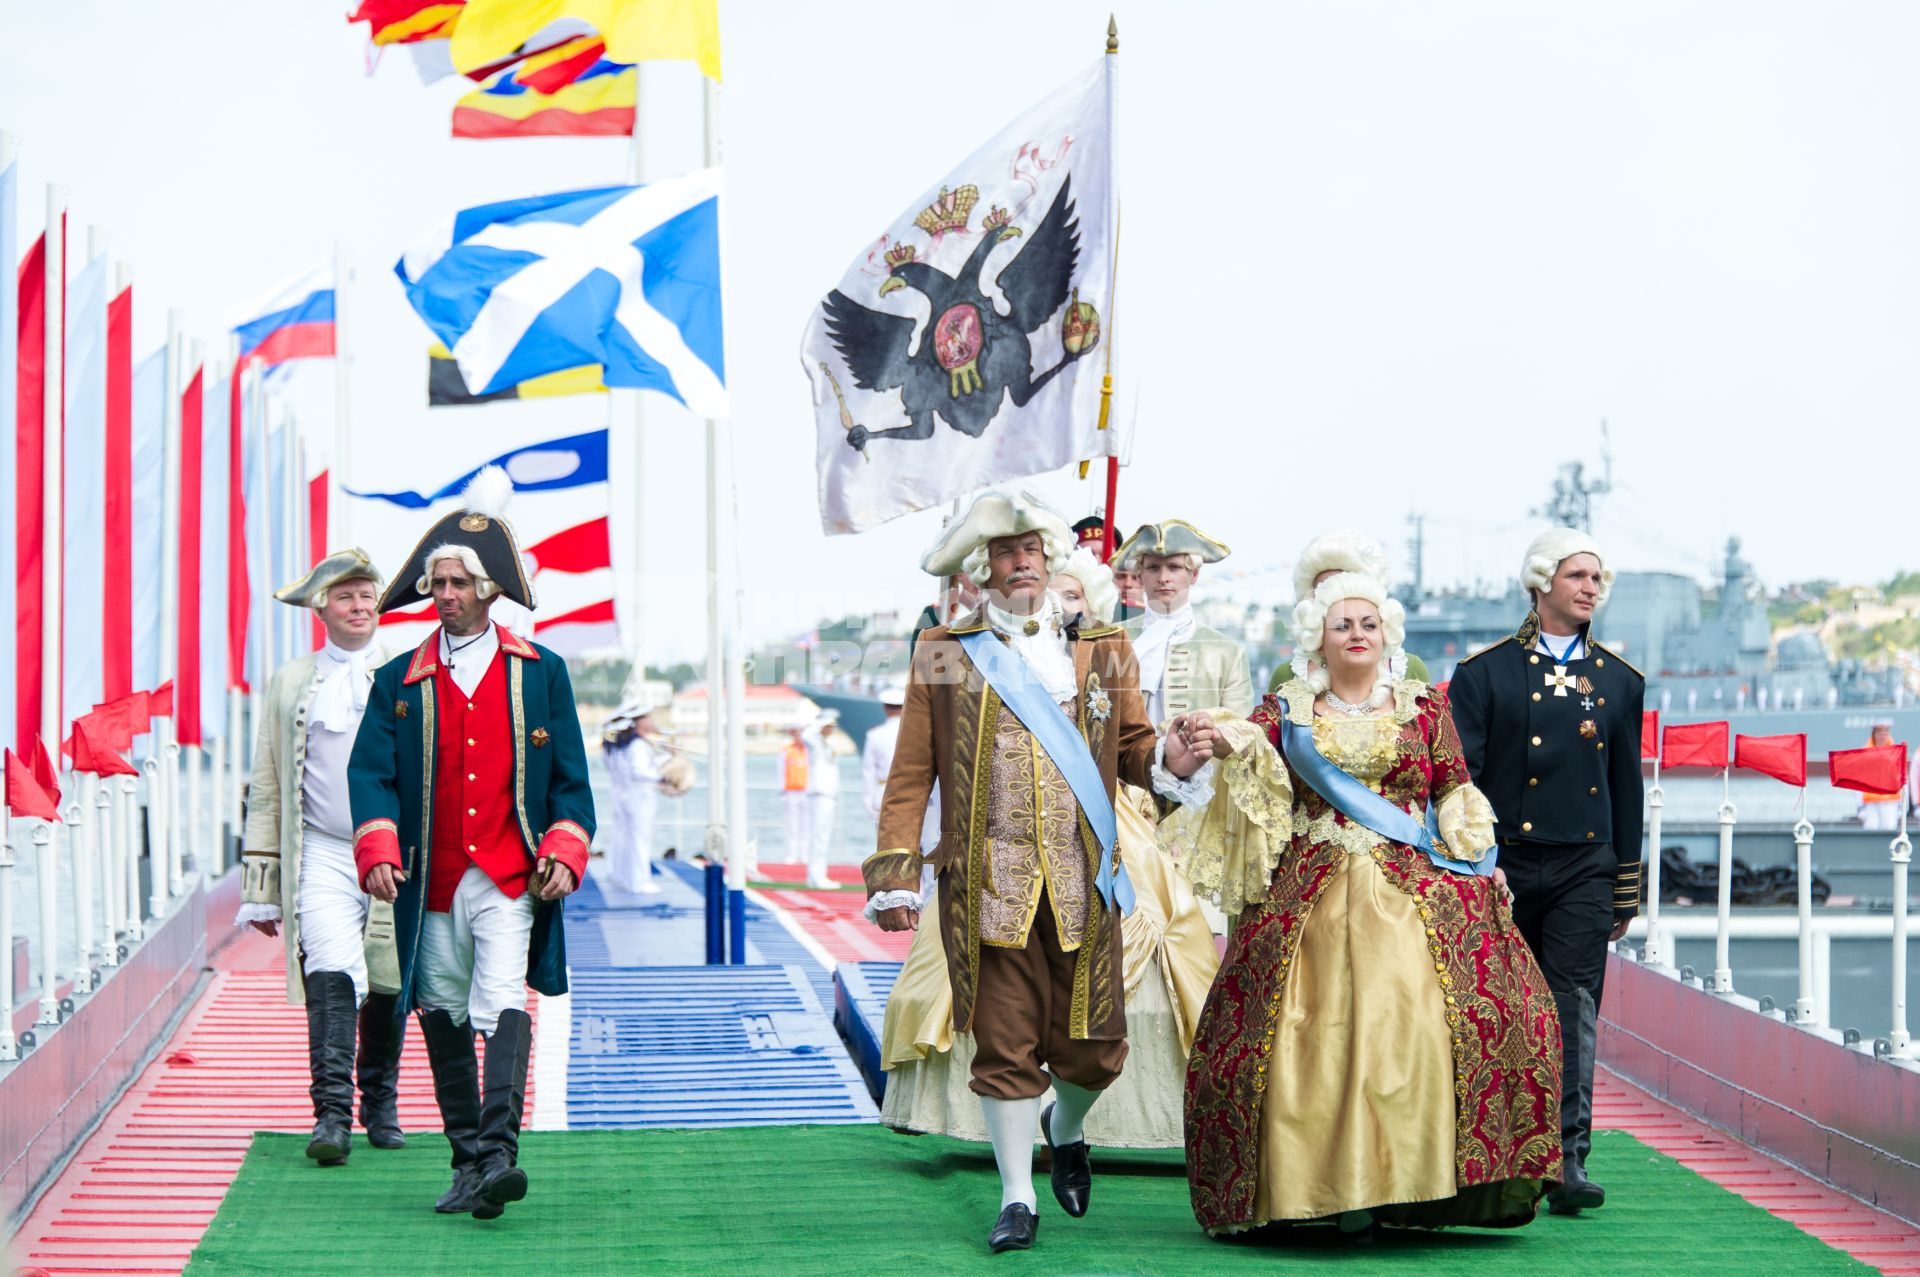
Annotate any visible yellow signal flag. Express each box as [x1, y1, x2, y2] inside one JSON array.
[[450, 0, 721, 82]]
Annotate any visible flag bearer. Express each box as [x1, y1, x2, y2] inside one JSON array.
[[350, 467, 595, 1220], [1448, 528, 1646, 1216], [237, 549, 405, 1166]]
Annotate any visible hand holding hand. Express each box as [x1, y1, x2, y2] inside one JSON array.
[[875, 905, 920, 933], [365, 864, 404, 904], [1165, 713, 1220, 778]]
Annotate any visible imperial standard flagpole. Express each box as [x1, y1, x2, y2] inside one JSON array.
[[1101, 16, 1120, 557]]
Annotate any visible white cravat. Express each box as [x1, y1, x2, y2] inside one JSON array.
[[303, 639, 382, 839], [442, 623, 501, 698], [985, 595, 1077, 704], [1133, 601, 1196, 724]]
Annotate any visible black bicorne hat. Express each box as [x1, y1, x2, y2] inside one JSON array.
[[377, 465, 537, 613]]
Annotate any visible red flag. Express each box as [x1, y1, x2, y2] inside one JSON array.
[[5, 747, 59, 820], [1662, 721, 1729, 769], [1735, 733, 1807, 787], [523, 516, 611, 575], [148, 679, 174, 717], [16, 231, 47, 757], [1829, 743, 1908, 796], [88, 696, 136, 751], [103, 284, 135, 700], [74, 717, 138, 778], [1641, 710, 1660, 761], [31, 736, 62, 812]]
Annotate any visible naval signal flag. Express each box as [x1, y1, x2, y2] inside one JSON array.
[[1829, 743, 1908, 797], [1662, 721, 1729, 770], [5, 746, 57, 822], [1734, 733, 1807, 788]]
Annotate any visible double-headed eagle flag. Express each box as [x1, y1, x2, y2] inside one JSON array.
[[397, 171, 726, 418], [802, 55, 1116, 534]]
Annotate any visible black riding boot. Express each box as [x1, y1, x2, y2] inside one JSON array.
[[471, 1008, 533, 1219], [419, 1009, 484, 1213], [1547, 988, 1607, 1214], [303, 971, 357, 1165], [357, 992, 407, 1150]]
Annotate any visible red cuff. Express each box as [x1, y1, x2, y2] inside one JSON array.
[[537, 821, 591, 888], [354, 820, 402, 890]]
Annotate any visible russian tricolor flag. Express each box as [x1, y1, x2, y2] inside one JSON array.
[[233, 264, 335, 369]]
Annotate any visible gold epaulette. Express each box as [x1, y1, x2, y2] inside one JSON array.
[[1455, 636, 1514, 666], [1592, 641, 1644, 679]]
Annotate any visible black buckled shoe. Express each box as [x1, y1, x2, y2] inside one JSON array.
[[419, 1010, 482, 1214], [357, 992, 407, 1150], [988, 1203, 1039, 1253], [303, 972, 357, 1165], [1547, 1156, 1607, 1215], [472, 1009, 533, 1219], [1040, 1101, 1092, 1218]]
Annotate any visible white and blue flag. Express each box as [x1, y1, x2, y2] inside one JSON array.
[[397, 171, 726, 419]]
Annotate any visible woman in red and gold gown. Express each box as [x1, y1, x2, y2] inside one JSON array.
[[1162, 567, 1562, 1237]]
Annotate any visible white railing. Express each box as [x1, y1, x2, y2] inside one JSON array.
[[0, 729, 237, 1063], [1631, 814, 1916, 1063]]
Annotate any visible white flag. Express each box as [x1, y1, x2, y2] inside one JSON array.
[[802, 56, 1115, 535]]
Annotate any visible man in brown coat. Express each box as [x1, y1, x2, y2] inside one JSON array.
[[867, 490, 1212, 1254]]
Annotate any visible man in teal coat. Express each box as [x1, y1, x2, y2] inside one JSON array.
[[350, 466, 594, 1221]]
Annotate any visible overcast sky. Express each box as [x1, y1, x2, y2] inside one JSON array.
[[3, 2, 1918, 660]]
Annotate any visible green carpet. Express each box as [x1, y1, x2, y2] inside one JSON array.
[[183, 1127, 1869, 1276]]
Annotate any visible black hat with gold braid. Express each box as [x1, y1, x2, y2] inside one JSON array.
[[377, 464, 536, 613]]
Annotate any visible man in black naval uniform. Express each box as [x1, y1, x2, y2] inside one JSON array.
[[1448, 528, 1645, 1217]]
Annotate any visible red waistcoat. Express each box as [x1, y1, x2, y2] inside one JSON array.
[[427, 651, 529, 912]]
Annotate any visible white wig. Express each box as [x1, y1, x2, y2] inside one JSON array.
[[960, 528, 1072, 589], [418, 545, 502, 601], [1289, 570, 1408, 708], [1050, 547, 1119, 624], [1520, 528, 1614, 607], [1292, 529, 1391, 605]]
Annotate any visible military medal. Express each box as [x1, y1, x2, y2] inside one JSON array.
[[1546, 665, 1574, 697], [395, 701, 408, 719], [531, 727, 551, 748], [1579, 720, 1598, 739]]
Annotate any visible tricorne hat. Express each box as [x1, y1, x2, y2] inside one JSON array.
[[377, 465, 536, 613], [920, 489, 1073, 577], [274, 547, 385, 610], [1112, 520, 1231, 572]]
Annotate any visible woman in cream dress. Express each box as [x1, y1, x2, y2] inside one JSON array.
[[1168, 565, 1562, 1237], [876, 547, 1221, 1148]]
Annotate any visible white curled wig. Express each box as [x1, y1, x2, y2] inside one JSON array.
[[1050, 546, 1119, 624], [1520, 528, 1614, 607], [1289, 570, 1408, 707], [417, 545, 502, 601], [1291, 529, 1391, 604], [960, 528, 1072, 589]]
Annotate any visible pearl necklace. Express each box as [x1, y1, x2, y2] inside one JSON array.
[[1323, 688, 1375, 717]]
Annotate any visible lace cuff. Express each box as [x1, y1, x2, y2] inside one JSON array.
[[1434, 784, 1497, 864], [1151, 735, 1217, 807], [863, 890, 922, 924], [234, 902, 282, 928], [1156, 715, 1294, 918]]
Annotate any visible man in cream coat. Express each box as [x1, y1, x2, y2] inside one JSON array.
[[1116, 521, 1253, 725], [236, 548, 404, 1165]]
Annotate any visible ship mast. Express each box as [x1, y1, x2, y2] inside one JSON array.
[[1534, 420, 1614, 531]]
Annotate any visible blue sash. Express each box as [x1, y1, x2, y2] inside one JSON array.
[[1275, 697, 1498, 877], [955, 630, 1133, 914]]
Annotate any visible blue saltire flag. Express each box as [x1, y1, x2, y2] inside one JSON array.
[[396, 171, 726, 418], [347, 428, 609, 509]]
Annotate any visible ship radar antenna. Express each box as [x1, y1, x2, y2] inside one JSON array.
[[1533, 422, 1615, 532]]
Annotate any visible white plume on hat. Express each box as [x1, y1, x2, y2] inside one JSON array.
[[1289, 570, 1408, 708], [1292, 530, 1391, 604], [1520, 528, 1614, 607]]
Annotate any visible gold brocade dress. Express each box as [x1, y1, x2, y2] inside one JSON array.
[[876, 785, 1221, 1148], [1169, 681, 1563, 1233]]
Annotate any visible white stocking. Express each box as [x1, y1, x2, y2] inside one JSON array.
[[1046, 1073, 1100, 1146], [979, 1095, 1041, 1211]]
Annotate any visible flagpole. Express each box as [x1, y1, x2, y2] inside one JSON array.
[[0, 138, 16, 1052], [624, 65, 648, 666], [155, 309, 183, 920], [1645, 738, 1665, 965], [37, 185, 66, 1026], [1101, 15, 1121, 558], [1793, 783, 1816, 1024], [247, 363, 270, 769], [332, 239, 351, 552], [1713, 760, 1735, 995]]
